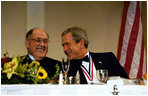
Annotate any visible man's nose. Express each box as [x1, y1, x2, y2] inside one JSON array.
[[40, 41, 46, 46]]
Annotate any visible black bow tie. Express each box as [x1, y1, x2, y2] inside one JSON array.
[[81, 56, 89, 62]]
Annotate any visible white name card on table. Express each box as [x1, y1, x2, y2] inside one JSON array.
[[106, 79, 124, 95]]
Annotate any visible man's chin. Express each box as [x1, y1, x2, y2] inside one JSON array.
[[67, 56, 73, 60], [36, 56, 44, 60], [35, 54, 46, 60]]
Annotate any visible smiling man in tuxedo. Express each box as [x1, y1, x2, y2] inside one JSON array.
[[61, 26, 128, 84]]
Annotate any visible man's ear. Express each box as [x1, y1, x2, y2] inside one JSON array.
[[25, 40, 29, 49], [80, 39, 85, 48]]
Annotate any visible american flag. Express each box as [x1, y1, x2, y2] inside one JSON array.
[[117, 1, 146, 78]]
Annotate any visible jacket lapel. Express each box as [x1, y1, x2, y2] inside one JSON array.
[[89, 52, 106, 70]]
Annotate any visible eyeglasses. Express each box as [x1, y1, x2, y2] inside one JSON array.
[[28, 38, 49, 44]]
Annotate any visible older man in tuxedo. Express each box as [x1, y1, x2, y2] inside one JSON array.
[[61, 26, 128, 84], [23, 28, 61, 83]]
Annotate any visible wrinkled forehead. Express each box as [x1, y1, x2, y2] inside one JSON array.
[[31, 29, 49, 39]]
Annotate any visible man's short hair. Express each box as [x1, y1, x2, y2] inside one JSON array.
[[62, 26, 89, 48]]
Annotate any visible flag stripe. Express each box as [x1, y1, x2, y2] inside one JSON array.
[[137, 32, 144, 78], [129, 12, 142, 77], [124, 1, 140, 75], [117, 1, 130, 61]]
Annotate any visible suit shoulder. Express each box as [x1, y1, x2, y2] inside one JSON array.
[[44, 57, 61, 63], [90, 52, 114, 56], [90, 52, 117, 60]]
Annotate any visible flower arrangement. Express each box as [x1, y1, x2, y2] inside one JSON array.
[[1, 52, 60, 84]]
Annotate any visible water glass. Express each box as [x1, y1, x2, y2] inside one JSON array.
[[96, 69, 108, 84], [66, 76, 76, 84]]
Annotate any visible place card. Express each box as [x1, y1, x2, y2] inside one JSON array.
[[106, 79, 124, 95]]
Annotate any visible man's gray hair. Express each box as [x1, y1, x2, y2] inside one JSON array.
[[62, 26, 89, 48]]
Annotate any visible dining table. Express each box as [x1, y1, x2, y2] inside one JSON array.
[[1, 77, 147, 95]]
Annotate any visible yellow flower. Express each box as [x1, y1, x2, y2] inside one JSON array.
[[37, 67, 48, 79], [31, 61, 40, 66], [2, 57, 18, 79]]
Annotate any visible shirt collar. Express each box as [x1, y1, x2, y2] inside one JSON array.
[[28, 54, 36, 61], [85, 50, 90, 57]]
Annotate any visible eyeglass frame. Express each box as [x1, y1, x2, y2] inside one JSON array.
[[27, 38, 49, 44]]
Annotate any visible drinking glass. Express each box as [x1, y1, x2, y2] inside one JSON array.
[[61, 58, 70, 84], [66, 76, 76, 84], [96, 69, 108, 84]]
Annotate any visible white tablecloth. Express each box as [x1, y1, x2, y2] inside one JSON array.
[[1, 84, 147, 95]]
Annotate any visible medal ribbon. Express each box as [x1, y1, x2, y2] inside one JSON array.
[[81, 55, 93, 81]]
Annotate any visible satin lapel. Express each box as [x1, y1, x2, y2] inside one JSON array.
[[89, 52, 99, 69]]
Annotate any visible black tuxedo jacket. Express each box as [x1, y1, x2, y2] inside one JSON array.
[[22, 55, 62, 78], [67, 52, 129, 84]]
